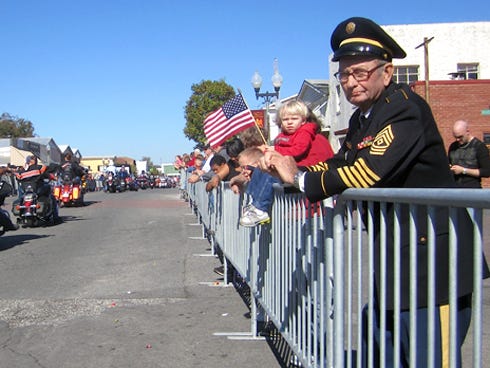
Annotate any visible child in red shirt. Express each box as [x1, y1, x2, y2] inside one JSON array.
[[239, 100, 334, 227]]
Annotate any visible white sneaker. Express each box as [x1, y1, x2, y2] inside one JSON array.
[[239, 204, 270, 227], [241, 204, 252, 217]]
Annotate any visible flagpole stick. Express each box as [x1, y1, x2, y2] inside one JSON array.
[[238, 89, 268, 146]]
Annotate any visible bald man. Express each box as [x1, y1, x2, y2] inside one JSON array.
[[448, 119, 490, 188]]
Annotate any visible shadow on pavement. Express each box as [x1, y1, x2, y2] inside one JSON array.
[[0, 234, 51, 252]]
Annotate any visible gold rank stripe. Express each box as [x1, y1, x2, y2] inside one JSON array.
[[356, 158, 380, 183], [338, 166, 359, 188], [350, 165, 370, 187], [307, 162, 329, 172], [370, 125, 394, 156], [337, 158, 380, 188]]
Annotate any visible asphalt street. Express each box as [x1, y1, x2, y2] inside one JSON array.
[[0, 188, 282, 368]]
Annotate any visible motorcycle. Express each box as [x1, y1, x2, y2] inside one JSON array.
[[53, 177, 84, 207], [105, 174, 119, 193], [148, 176, 156, 189], [127, 177, 139, 191], [118, 176, 127, 192], [12, 181, 56, 227], [136, 176, 149, 190]]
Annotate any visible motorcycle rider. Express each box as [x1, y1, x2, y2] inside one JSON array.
[[118, 166, 130, 180], [15, 155, 62, 224], [60, 152, 86, 184], [117, 166, 130, 191], [0, 166, 19, 231]]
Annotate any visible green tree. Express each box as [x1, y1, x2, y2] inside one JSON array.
[[141, 156, 153, 168], [0, 113, 35, 137], [183, 79, 235, 145]]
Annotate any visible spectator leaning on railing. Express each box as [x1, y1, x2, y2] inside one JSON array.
[[204, 138, 243, 192], [260, 16, 490, 368], [235, 100, 334, 227]]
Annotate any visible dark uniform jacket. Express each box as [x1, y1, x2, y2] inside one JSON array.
[[302, 82, 490, 310]]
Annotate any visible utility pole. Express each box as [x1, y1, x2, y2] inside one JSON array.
[[415, 36, 434, 104]]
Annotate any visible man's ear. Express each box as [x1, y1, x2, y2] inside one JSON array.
[[383, 63, 394, 86]]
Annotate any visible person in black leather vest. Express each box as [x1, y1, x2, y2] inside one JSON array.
[[60, 153, 86, 184], [448, 119, 490, 188]]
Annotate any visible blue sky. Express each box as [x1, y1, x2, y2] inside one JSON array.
[[1, 1, 488, 164]]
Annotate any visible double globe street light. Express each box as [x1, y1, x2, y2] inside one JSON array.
[[251, 58, 283, 143]]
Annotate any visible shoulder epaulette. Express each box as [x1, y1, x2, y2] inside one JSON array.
[[385, 86, 409, 104]]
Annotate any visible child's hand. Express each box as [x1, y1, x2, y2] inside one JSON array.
[[230, 184, 241, 194]]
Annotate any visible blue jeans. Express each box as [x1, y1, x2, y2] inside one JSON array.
[[246, 169, 280, 212]]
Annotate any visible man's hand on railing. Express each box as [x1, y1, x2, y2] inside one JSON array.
[[259, 149, 298, 185]]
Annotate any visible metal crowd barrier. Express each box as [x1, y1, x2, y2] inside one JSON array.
[[183, 177, 489, 368]]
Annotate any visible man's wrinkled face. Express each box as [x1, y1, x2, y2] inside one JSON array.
[[337, 56, 393, 112]]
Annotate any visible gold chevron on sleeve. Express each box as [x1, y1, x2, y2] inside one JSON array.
[[338, 167, 355, 187], [337, 158, 382, 188], [342, 166, 362, 187], [349, 165, 370, 187], [307, 162, 329, 172], [355, 158, 380, 184], [370, 125, 394, 156]]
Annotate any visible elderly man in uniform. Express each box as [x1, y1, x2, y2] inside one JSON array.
[[260, 17, 489, 368]]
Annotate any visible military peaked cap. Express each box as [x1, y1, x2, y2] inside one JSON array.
[[330, 17, 406, 61]]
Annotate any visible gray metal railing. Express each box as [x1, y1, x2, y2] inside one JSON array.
[[184, 178, 489, 368]]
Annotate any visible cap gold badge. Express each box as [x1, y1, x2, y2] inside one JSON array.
[[345, 22, 356, 34]]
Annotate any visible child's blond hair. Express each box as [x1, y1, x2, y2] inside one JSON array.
[[276, 100, 309, 127], [237, 147, 264, 164]]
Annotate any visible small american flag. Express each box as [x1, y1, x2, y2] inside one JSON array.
[[203, 93, 256, 147]]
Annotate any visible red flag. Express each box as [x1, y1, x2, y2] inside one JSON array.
[[203, 93, 256, 147]]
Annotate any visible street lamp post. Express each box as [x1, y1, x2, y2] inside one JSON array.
[[251, 58, 283, 143]]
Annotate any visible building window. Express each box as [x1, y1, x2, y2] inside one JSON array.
[[483, 133, 490, 145], [457, 63, 479, 79], [393, 65, 419, 84]]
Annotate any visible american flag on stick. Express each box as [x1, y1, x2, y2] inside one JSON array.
[[203, 93, 256, 148]]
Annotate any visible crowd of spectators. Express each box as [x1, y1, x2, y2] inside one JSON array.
[[179, 100, 334, 227]]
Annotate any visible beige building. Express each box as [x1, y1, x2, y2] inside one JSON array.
[[80, 156, 115, 173]]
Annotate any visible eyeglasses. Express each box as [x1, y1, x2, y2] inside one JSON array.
[[334, 63, 386, 83]]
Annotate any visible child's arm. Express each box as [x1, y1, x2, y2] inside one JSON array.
[[275, 130, 313, 160]]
